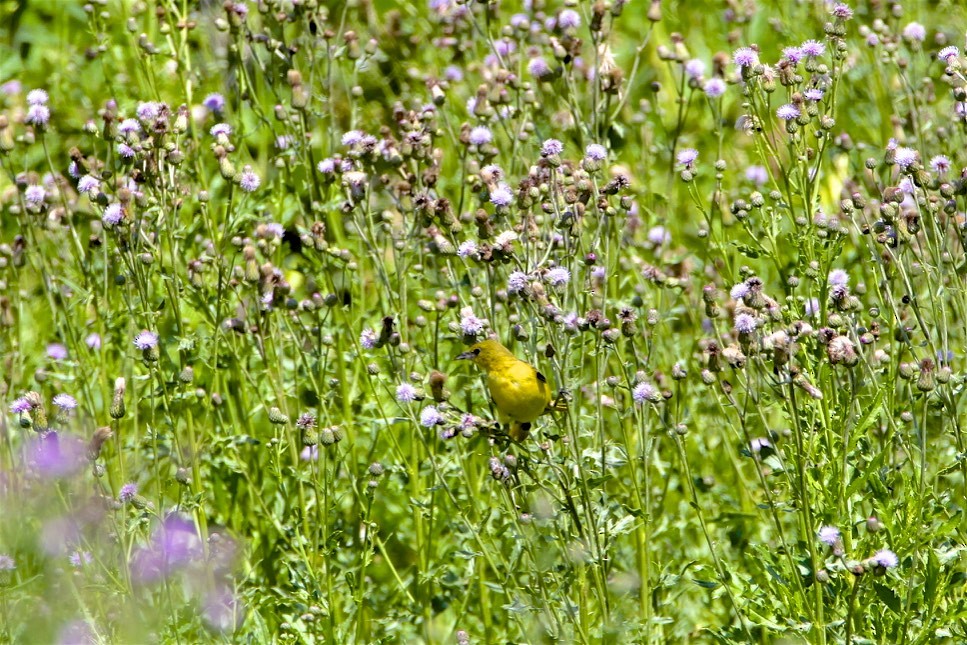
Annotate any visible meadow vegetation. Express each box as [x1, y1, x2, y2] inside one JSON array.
[[1, 0, 967, 642]]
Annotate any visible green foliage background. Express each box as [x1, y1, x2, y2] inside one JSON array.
[[1, 0, 967, 643]]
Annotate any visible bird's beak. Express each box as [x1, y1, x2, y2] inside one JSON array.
[[455, 351, 475, 361]]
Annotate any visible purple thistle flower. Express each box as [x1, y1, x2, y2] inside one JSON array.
[[52, 394, 78, 412], [493, 39, 515, 58], [457, 240, 478, 258], [507, 271, 529, 294], [0, 554, 15, 571], [133, 330, 158, 350], [117, 118, 141, 135], [468, 126, 492, 146], [396, 383, 418, 403], [894, 147, 918, 170], [830, 3, 853, 19], [938, 46, 960, 63], [647, 226, 670, 246], [24, 184, 46, 207], [136, 101, 162, 122], [116, 143, 136, 158], [47, 343, 68, 360], [544, 267, 571, 288], [902, 22, 926, 42], [459, 306, 485, 335], [77, 175, 100, 195], [203, 93, 226, 113], [238, 167, 261, 192], [103, 203, 124, 227], [25, 104, 50, 126], [872, 548, 899, 569], [119, 483, 138, 502], [776, 104, 800, 121], [489, 183, 514, 207], [818, 525, 840, 546], [528, 57, 553, 79], [828, 269, 849, 287], [443, 65, 463, 82], [557, 9, 581, 29], [684, 59, 706, 79], [342, 130, 366, 147], [804, 88, 824, 102], [359, 328, 378, 349], [676, 148, 699, 168], [210, 123, 232, 138], [703, 78, 726, 97], [85, 333, 101, 350], [26, 88, 48, 105], [733, 47, 759, 68], [540, 139, 564, 156], [782, 46, 804, 64], [317, 158, 337, 174], [420, 405, 444, 427], [585, 143, 607, 161], [800, 40, 825, 57], [730, 282, 750, 300], [734, 312, 758, 334], [10, 397, 32, 414], [632, 382, 660, 404], [930, 155, 951, 175]]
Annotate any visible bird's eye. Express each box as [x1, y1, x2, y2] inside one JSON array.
[[472, 348, 481, 356]]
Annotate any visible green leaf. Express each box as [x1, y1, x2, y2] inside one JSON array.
[[873, 582, 902, 615]]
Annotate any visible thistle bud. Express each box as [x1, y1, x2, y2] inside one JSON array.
[[268, 407, 290, 425], [916, 359, 935, 392], [88, 426, 114, 460]]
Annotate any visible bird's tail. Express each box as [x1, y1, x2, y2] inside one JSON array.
[[509, 422, 531, 442]]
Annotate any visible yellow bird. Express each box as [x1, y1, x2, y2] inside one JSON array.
[[456, 339, 562, 441]]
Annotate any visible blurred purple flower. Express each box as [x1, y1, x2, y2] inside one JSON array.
[[30, 432, 87, 479], [56, 621, 96, 645], [203, 93, 226, 113], [203, 586, 244, 633], [85, 333, 101, 350], [10, 397, 32, 414], [300, 445, 319, 461], [704, 78, 726, 97], [130, 515, 203, 585], [47, 343, 68, 360]]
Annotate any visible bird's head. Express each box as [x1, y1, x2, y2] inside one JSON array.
[[456, 339, 513, 371]]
